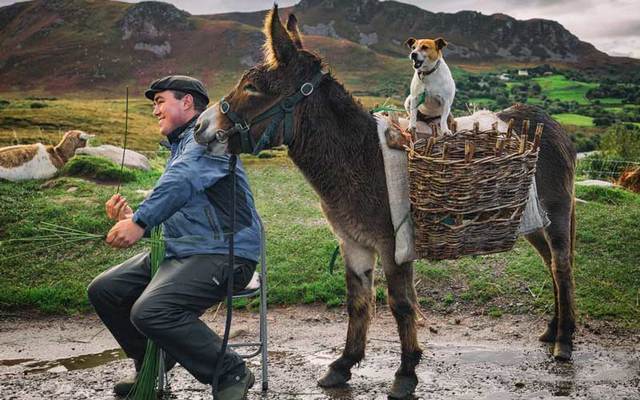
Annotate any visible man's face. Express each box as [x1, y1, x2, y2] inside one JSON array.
[[152, 90, 191, 135]]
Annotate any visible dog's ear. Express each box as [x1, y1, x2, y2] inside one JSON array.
[[435, 37, 447, 50], [404, 37, 416, 49]]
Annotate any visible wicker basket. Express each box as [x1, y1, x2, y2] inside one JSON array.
[[408, 120, 543, 260]]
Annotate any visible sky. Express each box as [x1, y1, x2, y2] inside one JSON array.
[[1, 0, 638, 58]]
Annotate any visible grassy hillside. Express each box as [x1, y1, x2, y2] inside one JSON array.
[[552, 113, 595, 127], [0, 98, 160, 150], [532, 75, 597, 105], [0, 153, 638, 329]]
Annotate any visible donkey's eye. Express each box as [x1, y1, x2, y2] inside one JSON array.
[[244, 84, 259, 94]]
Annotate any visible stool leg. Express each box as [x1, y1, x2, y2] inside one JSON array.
[[260, 273, 268, 391], [158, 349, 169, 393]]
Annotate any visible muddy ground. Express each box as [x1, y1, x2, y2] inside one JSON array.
[[1, 305, 638, 399]]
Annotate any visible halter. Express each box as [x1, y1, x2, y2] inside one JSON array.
[[215, 70, 326, 155]]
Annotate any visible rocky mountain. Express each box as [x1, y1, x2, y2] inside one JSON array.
[[0, 0, 637, 96], [212, 0, 636, 66]]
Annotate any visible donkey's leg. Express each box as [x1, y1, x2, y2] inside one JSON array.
[[381, 247, 423, 399], [525, 229, 559, 343], [544, 202, 577, 360], [318, 239, 376, 387]]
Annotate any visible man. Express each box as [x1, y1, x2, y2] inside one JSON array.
[[88, 75, 261, 400]]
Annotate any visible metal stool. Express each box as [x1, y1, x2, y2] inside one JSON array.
[[229, 261, 268, 391], [157, 260, 268, 393]]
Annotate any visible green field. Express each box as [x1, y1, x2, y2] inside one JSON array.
[[0, 98, 160, 150], [552, 113, 595, 126], [533, 75, 598, 105], [1, 152, 639, 329], [597, 97, 625, 105]]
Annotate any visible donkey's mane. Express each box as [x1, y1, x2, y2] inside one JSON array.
[[286, 71, 391, 233]]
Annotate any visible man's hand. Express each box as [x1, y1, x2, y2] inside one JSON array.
[[106, 219, 144, 248], [106, 194, 133, 221]]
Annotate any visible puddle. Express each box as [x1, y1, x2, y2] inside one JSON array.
[[0, 358, 35, 367], [5, 348, 127, 374]]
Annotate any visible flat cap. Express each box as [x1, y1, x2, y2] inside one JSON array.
[[145, 75, 209, 105]]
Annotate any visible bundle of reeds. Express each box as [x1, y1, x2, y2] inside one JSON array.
[[127, 226, 165, 400]]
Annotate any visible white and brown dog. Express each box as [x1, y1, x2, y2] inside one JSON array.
[[404, 37, 455, 135]]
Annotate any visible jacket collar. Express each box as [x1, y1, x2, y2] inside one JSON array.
[[167, 114, 199, 144]]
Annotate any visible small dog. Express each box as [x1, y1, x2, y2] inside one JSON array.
[[404, 37, 456, 135]]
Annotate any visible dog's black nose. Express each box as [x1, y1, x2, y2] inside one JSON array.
[[410, 52, 418, 61]]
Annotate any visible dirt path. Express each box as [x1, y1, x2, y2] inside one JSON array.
[[1, 305, 639, 399]]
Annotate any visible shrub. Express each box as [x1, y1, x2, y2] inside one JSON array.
[[61, 155, 136, 183], [575, 185, 637, 205], [577, 153, 628, 180], [571, 132, 600, 152], [599, 123, 640, 160], [30, 102, 47, 109]]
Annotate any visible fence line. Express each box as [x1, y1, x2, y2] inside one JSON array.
[[577, 157, 640, 180]]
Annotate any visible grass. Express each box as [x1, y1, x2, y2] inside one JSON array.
[[61, 155, 138, 183], [469, 97, 496, 107], [1, 154, 639, 330], [533, 75, 597, 105], [552, 113, 595, 127], [597, 98, 625, 105], [0, 98, 161, 150]]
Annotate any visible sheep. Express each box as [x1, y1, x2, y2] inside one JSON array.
[[0, 130, 94, 182]]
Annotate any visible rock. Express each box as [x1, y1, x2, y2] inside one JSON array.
[[577, 151, 600, 160], [359, 32, 378, 46], [134, 41, 171, 58], [120, 2, 191, 41], [76, 145, 150, 171], [575, 179, 617, 188], [48, 365, 68, 373]]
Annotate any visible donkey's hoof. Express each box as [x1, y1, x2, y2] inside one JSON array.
[[318, 368, 351, 388], [539, 326, 556, 343], [388, 374, 418, 399], [553, 342, 573, 361]]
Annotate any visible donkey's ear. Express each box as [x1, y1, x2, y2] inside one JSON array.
[[404, 37, 416, 49], [263, 5, 298, 68], [286, 14, 303, 49]]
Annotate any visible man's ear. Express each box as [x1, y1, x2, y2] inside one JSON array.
[[404, 37, 416, 49], [182, 93, 194, 111], [435, 37, 447, 50]]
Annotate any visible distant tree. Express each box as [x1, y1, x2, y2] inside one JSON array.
[[599, 123, 640, 160], [594, 116, 615, 127], [495, 94, 511, 108], [530, 82, 542, 96]]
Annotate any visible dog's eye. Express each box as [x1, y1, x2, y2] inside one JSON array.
[[421, 45, 428, 50]]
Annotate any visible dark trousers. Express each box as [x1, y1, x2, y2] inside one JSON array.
[[87, 252, 256, 384]]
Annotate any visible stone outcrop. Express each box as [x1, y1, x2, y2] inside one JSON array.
[[76, 145, 151, 171]]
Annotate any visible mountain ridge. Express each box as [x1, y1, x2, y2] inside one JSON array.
[[0, 0, 637, 96]]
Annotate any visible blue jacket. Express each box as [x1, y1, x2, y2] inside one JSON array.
[[132, 118, 262, 262]]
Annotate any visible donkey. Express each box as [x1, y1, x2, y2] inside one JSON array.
[[194, 6, 577, 398]]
